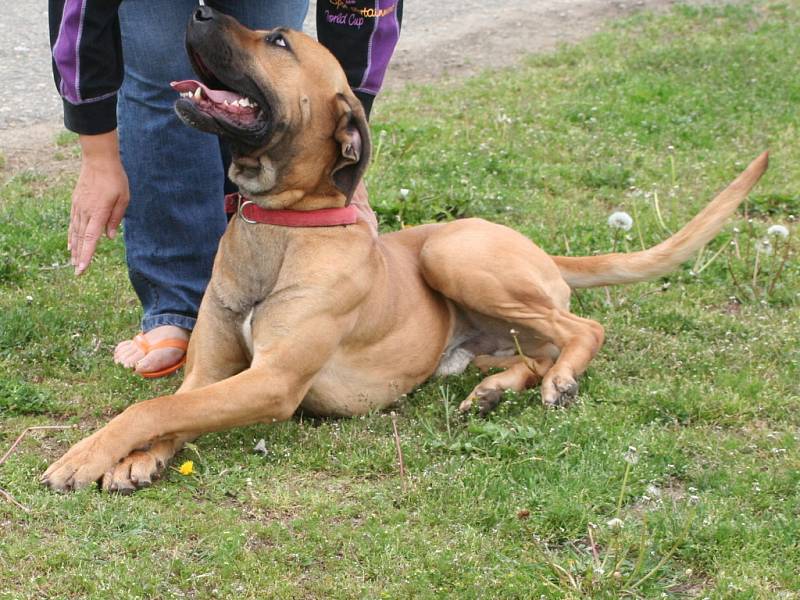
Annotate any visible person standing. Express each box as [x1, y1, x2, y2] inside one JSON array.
[[48, 0, 402, 376]]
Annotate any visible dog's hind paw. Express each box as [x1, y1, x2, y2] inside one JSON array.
[[458, 388, 504, 416], [541, 374, 578, 408]]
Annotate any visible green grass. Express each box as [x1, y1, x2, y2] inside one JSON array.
[[2, 2, 800, 598]]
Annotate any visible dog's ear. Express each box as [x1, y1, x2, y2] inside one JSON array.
[[331, 93, 371, 204]]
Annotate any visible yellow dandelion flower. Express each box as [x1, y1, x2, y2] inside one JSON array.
[[178, 460, 194, 475]]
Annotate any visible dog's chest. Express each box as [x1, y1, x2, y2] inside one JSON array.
[[241, 308, 255, 356], [213, 222, 289, 311]]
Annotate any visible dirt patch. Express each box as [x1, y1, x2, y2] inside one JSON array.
[[0, 0, 725, 181], [0, 121, 79, 180]]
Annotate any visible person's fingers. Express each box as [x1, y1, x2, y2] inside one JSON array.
[[106, 194, 128, 239], [69, 208, 83, 266], [68, 151, 128, 271], [75, 217, 104, 276], [68, 198, 76, 252], [73, 209, 88, 271]]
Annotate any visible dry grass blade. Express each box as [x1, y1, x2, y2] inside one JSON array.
[[390, 411, 407, 492], [0, 425, 76, 467], [0, 487, 30, 513], [0, 425, 76, 513]]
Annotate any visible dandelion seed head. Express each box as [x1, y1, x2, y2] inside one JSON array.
[[623, 445, 639, 464], [608, 211, 633, 231], [767, 224, 789, 239], [607, 517, 624, 531], [755, 238, 773, 256], [399, 188, 410, 200]]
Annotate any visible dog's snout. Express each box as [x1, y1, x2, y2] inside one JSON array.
[[193, 5, 215, 22]]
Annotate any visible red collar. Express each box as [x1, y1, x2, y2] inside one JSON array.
[[224, 192, 358, 227]]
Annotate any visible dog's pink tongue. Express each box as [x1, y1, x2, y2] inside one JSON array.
[[170, 79, 244, 103]]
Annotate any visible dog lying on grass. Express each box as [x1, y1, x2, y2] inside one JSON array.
[[42, 6, 768, 493]]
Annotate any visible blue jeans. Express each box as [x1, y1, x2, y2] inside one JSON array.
[[118, 0, 308, 333]]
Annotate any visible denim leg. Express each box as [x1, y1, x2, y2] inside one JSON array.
[[210, 0, 309, 30], [118, 0, 309, 333]]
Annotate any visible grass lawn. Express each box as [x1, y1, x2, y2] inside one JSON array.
[[1, 2, 799, 598]]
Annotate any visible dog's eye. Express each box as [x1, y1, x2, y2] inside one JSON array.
[[268, 33, 287, 48]]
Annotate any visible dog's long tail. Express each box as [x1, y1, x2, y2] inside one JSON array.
[[552, 151, 768, 289]]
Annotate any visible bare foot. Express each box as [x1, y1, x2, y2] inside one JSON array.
[[113, 325, 189, 376]]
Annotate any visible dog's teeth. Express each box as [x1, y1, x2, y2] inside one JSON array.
[[194, 87, 202, 99]]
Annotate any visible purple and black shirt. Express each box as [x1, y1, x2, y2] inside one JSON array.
[[48, 0, 403, 135]]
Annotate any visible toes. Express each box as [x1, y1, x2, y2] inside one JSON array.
[[41, 432, 120, 493], [475, 389, 503, 415], [542, 374, 578, 407], [459, 389, 503, 415], [114, 341, 144, 367], [134, 348, 183, 374], [100, 450, 165, 494], [129, 452, 160, 486], [40, 435, 95, 489], [42, 462, 102, 492], [40, 463, 78, 492], [458, 397, 475, 413], [102, 462, 135, 494]]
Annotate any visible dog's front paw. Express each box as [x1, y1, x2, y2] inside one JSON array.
[[541, 373, 578, 408], [40, 430, 115, 492], [101, 440, 178, 494]]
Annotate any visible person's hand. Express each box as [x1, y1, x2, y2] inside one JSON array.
[[70, 131, 130, 276]]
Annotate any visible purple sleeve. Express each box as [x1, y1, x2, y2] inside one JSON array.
[[316, 0, 403, 117], [49, 0, 124, 134]]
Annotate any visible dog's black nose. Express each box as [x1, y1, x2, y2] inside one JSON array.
[[194, 5, 216, 22]]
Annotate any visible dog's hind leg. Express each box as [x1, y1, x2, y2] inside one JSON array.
[[420, 219, 605, 407], [459, 355, 554, 415], [471, 354, 526, 373]]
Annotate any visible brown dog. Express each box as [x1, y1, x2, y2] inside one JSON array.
[[42, 7, 768, 493]]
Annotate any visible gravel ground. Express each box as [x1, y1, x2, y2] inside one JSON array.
[[0, 0, 717, 172]]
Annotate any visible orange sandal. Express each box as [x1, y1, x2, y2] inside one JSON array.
[[132, 333, 189, 379]]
